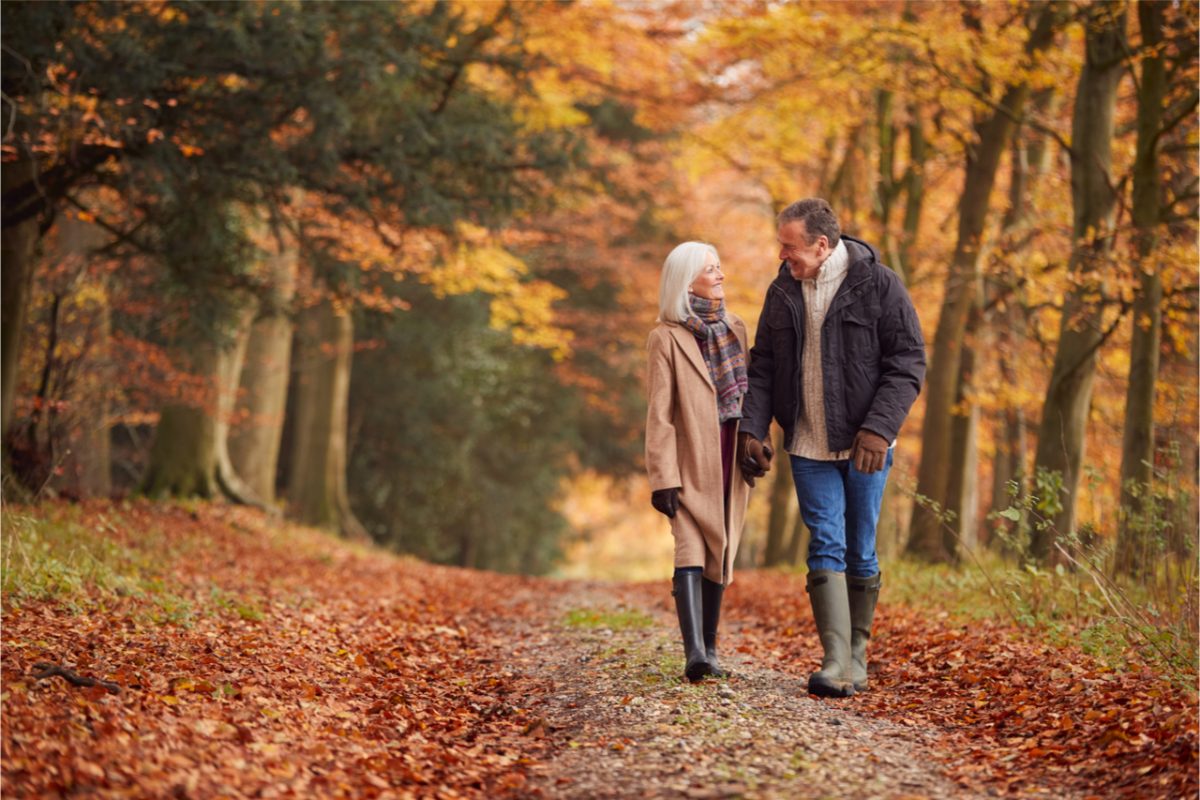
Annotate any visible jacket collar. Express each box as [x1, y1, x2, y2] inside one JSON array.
[[770, 235, 879, 307], [662, 316, 748, 390]]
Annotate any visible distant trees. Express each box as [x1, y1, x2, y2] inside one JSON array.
[[677, 0, 1197, 572], [2, 1, 656, 571], [5, 0, 1196, 578]]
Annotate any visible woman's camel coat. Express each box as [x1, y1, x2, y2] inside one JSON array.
[[645, 316, 752, 586]]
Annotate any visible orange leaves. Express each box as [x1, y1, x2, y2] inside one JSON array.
[[1, 499, 550, 798], [724, 570, 1199, 799]]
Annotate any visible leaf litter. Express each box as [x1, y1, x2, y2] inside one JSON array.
[[2, 500, 1195, 799]]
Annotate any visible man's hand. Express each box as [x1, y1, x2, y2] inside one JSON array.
[[850, 430, 889, 474], [651, 487, 680, 519], [738, 432, 774, 487]]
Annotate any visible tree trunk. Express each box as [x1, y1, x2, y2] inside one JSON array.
[[907, 3, 1063, 561], [1116, 0, 1167, 575], [1030, 4, 1127, 560], [56, 209, 112, 498], [988, 86, 1059, 549], [213, 304, 263, 507], [74, 286, 112, 498], [286, 298, 368, 541], [2, 159, 41, 441], [228, 228, 298, 505], [142, 300, 258, 500], [761, 428, 793, 567], [142, 339, 221, 499], [899, 104, 927, 282], [945, 287, 982, 558], [873, 88, 903, 278]]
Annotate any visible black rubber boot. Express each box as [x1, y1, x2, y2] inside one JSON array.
[[805, 570, 856, 698], [701, 577, 730, 678], [672, 571, 710, 682]]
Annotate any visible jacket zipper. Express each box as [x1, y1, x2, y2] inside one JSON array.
[[775, 285, 805, 452]]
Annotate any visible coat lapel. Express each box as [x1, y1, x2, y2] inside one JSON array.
[[666, 323, 715, 390]]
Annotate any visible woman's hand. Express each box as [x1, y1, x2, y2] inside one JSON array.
[[651, 487, 680, 518]]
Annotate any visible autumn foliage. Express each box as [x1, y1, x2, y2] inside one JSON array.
[[3, 502, 1196, 798]]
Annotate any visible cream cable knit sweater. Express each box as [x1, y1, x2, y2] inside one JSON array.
[[788, 239, 852, 461]]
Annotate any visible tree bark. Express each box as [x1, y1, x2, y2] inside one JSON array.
[[2, 159, 41, 441], [141, 300, 259, 500], [1116, 1, 1167, 575], [55, 209, 112, 498], [986, 87, 1055, 546], [228, 222, 298, 505], [286, 298, 368, 541], [141, 339, 221, 499], [873, 88, 903, 279], [1030, 3, 1127, 560], [945, 288, 982, 558], [899, 104, 927, 283], [907, 3, 1063, 561], [213, 303, 263, 507]]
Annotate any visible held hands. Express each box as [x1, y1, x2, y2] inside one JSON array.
[[651, 487, 680, 519], [851, 429, 889, 474], [738, 432, 774, 487]]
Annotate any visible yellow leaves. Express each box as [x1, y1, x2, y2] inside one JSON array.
[[424, 223, 572, 359], [514, 78, 591, 132], [492, 278, 572, 359]]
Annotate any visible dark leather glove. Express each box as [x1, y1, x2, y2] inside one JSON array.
[[738, 432, 774, 487], [851, 429, 889, 474], [651, 487, 680, 519]]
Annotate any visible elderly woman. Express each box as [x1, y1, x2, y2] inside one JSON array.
[[645, 241, 766, 681]]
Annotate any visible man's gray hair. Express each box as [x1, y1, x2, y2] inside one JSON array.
[[778, 198, 840, 245]]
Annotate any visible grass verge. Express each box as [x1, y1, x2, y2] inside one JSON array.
[[880, 552, 1198, 686]]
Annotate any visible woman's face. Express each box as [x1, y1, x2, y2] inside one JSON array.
[[689, 251, 724, 301]]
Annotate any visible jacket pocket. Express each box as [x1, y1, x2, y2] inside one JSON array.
[[766, 302, 795, 351], [840, 306, 878, 363]]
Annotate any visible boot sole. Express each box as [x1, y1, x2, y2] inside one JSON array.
[[808, 675, 855, 698]]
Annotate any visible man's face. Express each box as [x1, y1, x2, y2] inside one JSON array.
[[777, 220, 830, 281]]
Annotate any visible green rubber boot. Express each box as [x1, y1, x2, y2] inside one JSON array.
[[805, 570, 855, 698], [847, 573, 881, 692]]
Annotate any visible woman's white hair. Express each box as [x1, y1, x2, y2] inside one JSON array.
[[658, 241, 719, 323]]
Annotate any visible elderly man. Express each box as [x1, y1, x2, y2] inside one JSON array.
[[739, 198, 926, 697]]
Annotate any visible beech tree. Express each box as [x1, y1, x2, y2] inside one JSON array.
[[1029, 4, 1128, 559]]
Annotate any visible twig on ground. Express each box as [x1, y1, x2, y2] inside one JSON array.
[[31, 662, 120, 694]]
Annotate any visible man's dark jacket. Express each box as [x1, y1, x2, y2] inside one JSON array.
[[740, 235, 927, 453]]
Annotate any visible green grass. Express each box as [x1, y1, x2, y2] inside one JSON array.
[[880, 552, 1198, 685], [1, 507, 143, 605], [563, 606, 655, 631], [1, 505, 266, 627]]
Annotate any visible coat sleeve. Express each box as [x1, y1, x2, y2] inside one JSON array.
[[740, 293, 775, 443], [860, 273, 927, 443], [645, 329, 682, 491]]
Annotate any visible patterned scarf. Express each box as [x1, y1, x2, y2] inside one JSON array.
[[684, 296, 748, 422]]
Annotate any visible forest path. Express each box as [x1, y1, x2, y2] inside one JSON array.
[[3, 502, 1191, 800], [490, 580, 997, 800]]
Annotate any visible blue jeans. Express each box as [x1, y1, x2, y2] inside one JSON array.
[[789, 449, 893, 577]]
